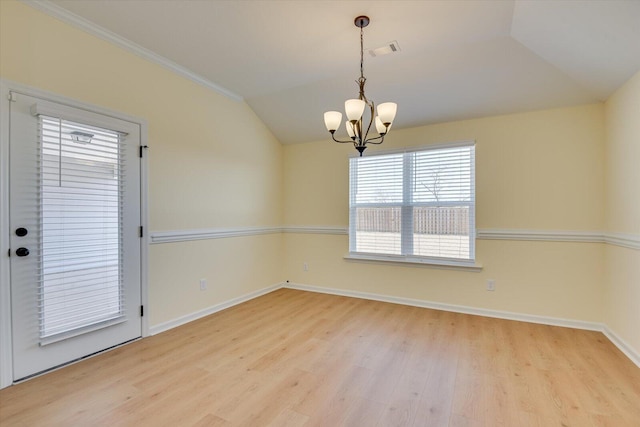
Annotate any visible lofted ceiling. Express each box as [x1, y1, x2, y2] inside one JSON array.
[[35, 0, 640, 145]]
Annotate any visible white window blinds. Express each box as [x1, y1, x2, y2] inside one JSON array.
[[38, 114, 125, 341], [349, 143, 475, 263]]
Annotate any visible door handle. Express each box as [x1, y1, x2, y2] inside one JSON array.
[[15, 247, 30, 257]]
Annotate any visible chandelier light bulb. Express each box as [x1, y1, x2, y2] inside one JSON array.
[[345, 99, 366, 122], [346, 121, 355, 138], [324, 111, 342, 132], [377, 102, 397, 125], [375, 116, 387, 135]]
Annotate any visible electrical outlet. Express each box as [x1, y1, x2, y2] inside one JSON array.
[[486, 279, 496, 291], [199, 279, 207, 291], [303, 262, 309, 272]]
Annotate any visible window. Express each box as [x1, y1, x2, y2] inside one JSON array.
[[39, 115, 125, 339], [349, 142, 475, 266]]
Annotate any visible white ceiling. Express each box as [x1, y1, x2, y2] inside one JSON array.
[[41, 0, 640, 145]]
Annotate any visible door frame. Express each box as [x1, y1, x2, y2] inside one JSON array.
[[0, 79, 150, 389]]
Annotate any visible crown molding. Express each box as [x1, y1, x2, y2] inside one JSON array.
[[23, 0, 243, 102]]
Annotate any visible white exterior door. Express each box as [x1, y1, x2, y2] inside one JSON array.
[[8, 91, 142, 381]]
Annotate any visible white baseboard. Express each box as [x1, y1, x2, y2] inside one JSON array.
[[284, 282, 640, 368], [284, 282, 602, 331], [148, 283, 282, 335], [146, 281, 640, 370], [602, 325, 640, 368]]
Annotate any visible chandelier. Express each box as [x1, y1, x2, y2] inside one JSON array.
[[323, 15, 397, 156]]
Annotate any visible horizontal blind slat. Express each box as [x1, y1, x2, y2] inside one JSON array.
[[38, 115, 125, 339], [350, 144, 475, 261], [39, 286, 122, 306]]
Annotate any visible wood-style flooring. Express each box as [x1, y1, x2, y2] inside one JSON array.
[[1, 288, 639, 426]]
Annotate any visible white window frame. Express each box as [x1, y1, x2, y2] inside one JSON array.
[[345, 141, 481, 271]]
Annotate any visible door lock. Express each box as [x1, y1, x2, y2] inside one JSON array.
[[15, 247, 30, 257], [15, 227, 28, 237]]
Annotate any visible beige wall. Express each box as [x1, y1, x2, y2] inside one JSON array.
[[603, 70, 640, 356], [283, 235, 604, 322], [1, 0, 636, 358], [284, 105, 606, 322], [150, 235, 282, 325], [0, 1, 284, 326], [285, 104, 605, 230]]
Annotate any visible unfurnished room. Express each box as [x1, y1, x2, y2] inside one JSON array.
[[0, 1, 639, 426]]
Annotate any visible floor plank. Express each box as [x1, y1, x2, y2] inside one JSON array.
[[1, 288, 639, 426]]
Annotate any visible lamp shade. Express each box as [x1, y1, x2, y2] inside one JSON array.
[[345, 121, 355, 138], [324, 111, 342, 132], [345, 99, 366, 122], [375, 116, 387, 135], [377, 102, 397, 125]]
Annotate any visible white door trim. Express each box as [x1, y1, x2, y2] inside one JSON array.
[[0, 79, 150, 389]]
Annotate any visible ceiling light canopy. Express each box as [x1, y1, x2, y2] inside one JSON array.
[[323, 16, 397, 156]]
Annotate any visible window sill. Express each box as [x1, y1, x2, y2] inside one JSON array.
[[343, 252, 483, 272]]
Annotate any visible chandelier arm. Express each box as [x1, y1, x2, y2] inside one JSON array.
[[330, 133, 357, 144], [367, 137, 386, 145], [362, 100, 375, 142], [354, 120, 361, 140], [363, 133, 386, 145]]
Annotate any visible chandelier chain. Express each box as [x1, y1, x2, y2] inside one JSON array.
[[357, 24, 367, 102], [360, 25, 364, 81]]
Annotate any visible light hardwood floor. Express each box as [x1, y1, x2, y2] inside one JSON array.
[[1, 288, 639, 426]]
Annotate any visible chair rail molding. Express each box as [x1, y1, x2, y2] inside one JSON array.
[[477, 229, 604, 243], [149, 226, 282, 244], [150, 226, 639, 250]]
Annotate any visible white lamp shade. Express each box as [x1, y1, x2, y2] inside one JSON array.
[[375, 116, 387, 134], [324, 111, 342, 132], [345, 99, 366, 122], [345, 121, 355, 138], [377, 102, 397, 125]]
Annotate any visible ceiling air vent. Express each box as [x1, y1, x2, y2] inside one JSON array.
[[368, 41, 401, 57]]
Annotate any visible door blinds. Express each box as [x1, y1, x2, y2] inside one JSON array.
[[37, 114, 126, 342]]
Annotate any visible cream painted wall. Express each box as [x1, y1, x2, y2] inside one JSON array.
[[604, 71, 640, 236], [0, 0, 634, 366], [603, 70, 640, 357], [0, 1, 284, 327], [149, 234, 282, 326], [285, 104, 605, 230], [284, 105, 606, 322], [284, 235, 604, 322]]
